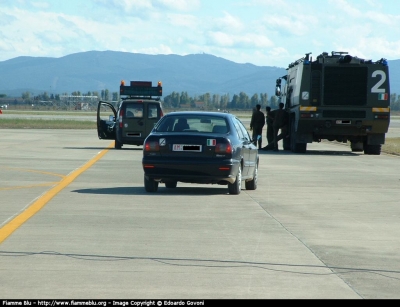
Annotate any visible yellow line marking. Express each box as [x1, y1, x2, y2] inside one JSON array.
[[0, 167, 65, 191], [0, 142, 114, 244], [0, 182, 59, 191], [2, 167, 66, 179]]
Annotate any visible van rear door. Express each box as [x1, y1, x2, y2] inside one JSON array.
[[144, 102, 163, 135], [120, 101, 162, 142], [120, 101, 146, 140]]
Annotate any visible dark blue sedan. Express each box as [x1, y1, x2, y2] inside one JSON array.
[[142, 111, 259, 195]]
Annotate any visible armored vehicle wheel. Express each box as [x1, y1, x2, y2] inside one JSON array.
[[351, 141, 364, 152], [364, 143, 381, 155], [290, 118, 307, 153]]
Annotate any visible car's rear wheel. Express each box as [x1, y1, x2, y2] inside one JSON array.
[[165, 181, 177, 188], [228, 166, 241, 195], [144, 175, 158, 192], [245, 163, 258, 190]]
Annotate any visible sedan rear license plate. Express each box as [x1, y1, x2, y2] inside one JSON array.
[[173, 144, 202, 152]]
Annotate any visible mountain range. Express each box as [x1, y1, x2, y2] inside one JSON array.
[[0, 50, 399, 99]]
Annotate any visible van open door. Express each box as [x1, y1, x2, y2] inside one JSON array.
[[97, 101, 117, 140]]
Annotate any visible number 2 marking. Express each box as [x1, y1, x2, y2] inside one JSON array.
[[371, 70, 386, 93]]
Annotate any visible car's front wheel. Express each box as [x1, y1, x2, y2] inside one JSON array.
[[228, 166, 241, 195], [144, 175, 158, 192]]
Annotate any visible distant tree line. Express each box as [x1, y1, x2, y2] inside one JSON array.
[[18, 90, 118, 102], [1, 90, 280, 110], [163, 91, 279, 110], [0, 91, 399, 111], [390, 94, 400, 111]]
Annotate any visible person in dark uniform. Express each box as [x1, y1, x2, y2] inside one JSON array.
[[265, 106, 274, 146], [272, 102, 288, 151], [250, 104, 265, 149]]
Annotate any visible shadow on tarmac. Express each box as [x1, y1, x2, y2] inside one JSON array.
[[64, 147, 143, 151], [64, 146, 359, 155], [72, 186, 230, 196], [258, 149, 359, 156]]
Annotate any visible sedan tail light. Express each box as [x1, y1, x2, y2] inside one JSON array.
[[144, 140, 160, 152], [215, 142, 232, 154]]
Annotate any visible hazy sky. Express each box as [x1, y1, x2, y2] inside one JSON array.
[[1, 0, 400, 68]]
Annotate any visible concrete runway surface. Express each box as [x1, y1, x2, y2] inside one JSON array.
[[0, 129, 399, 299]]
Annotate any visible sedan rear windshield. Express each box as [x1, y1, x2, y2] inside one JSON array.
[[156, 115, 229, 133]]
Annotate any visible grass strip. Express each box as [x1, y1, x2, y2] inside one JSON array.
[[0, 118, 96, 129]]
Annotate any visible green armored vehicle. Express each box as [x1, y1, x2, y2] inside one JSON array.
[[275, 51, 390, 155]]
